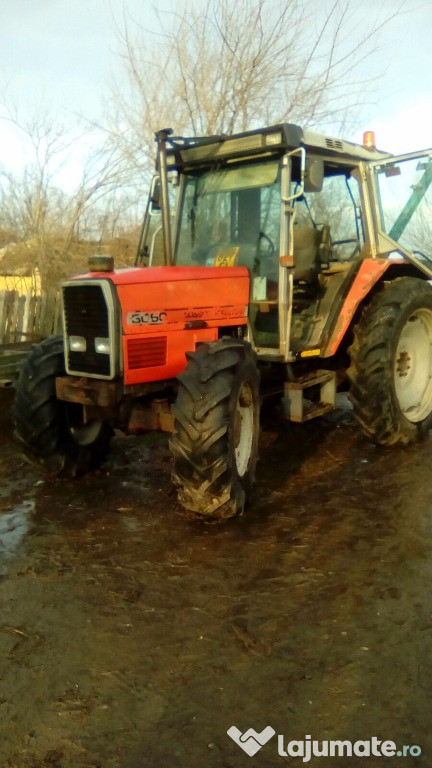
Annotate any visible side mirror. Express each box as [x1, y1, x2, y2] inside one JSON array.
[[304, 156, 324, 192], [150, 176, 161, 212]]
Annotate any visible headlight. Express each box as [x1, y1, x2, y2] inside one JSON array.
[[94, 337, 110, 355], [69, 335, 86, 352]]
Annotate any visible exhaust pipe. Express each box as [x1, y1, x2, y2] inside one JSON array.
[[155, 128, 174, 267]]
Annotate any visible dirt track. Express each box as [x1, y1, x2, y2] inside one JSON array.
[[1, 387, 432, 767]]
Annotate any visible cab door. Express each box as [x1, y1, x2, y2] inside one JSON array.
[[369, 150, 432, 276]]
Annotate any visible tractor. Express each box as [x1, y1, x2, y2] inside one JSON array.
[[13, 125, 432, 519]]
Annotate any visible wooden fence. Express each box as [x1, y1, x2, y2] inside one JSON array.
[[0, 289, 62, 381], [0, 288, 61, 345]]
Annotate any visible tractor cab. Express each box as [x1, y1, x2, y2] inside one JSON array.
[[137, 125, 386, 361]]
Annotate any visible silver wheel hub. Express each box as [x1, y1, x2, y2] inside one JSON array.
[[234, 381, 255, 477], [394, 308, 432, 422]]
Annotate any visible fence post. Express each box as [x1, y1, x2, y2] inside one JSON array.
[[0, 291, 6, 344]]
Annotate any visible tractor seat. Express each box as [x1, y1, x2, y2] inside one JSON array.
[[292, 226, 321, 282]]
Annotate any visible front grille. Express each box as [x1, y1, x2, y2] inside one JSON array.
[[127, 337, 167, 369], [63, 283, 111, 376]]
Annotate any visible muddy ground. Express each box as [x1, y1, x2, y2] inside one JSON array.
[[1, 387, 432, 768]]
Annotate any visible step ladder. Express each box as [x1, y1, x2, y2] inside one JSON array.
[[283, 369, 336, 423]]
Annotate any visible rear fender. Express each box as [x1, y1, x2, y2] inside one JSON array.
[[322, 259, 392, 357]]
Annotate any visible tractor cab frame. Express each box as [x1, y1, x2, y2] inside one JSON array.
[[139, 126, 432, 364]]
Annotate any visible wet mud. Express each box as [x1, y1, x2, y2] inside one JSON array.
[[1, 388, 432, 767]]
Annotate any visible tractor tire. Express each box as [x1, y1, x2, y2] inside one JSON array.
[[348, 277, 432, 445], [13, 335, 112, 477], [170, 338, 260, 520]]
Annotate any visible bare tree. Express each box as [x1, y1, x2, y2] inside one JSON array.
[[0, 102, 130, 288], [106, 0, 400, 194]]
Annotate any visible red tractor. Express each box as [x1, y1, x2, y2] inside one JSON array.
[[13, 126, 432, 519]]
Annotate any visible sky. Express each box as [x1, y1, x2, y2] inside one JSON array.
[[0, 0, 430, 188], [352, 0, 432, 154]]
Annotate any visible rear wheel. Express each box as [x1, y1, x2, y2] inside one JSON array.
[[170, 338, 260, 520], [13, 335, 112, 476], [348, 277, 432, 445]]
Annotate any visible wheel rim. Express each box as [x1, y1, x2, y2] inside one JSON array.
[[233, 381, 255, 477], [394, 307, 432, 422], [66, 404, 104, 446]]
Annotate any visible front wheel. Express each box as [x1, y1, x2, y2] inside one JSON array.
[[348, 277, 432, 445], [13, 335, 112, 476], [170, 338, 260, 520]]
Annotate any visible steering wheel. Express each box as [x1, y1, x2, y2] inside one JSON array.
[[257, 231, 275, 259]]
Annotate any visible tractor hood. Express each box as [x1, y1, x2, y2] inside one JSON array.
[[68, 265, 250, 385], [76, 265, 250, 333]]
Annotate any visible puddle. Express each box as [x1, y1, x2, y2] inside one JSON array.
[[0, 499, 34, 559]]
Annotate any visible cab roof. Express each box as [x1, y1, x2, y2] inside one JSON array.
[[166, 123, 391, 169]]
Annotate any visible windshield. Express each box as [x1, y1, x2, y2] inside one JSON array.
[[175, 160, 281, 278], [374, 153, 432, 263]]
